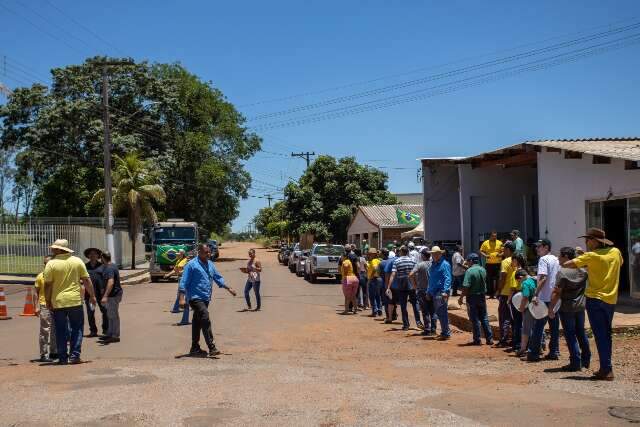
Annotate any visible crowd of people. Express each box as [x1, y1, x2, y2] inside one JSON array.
[[336, 227, 623, 381], [33, 239, 122, 364]]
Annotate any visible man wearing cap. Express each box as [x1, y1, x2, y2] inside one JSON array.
[[480, 231, 503, 298], [458, 253, 493, 345], [564, 228, 623, 381], [527, 238, 560, 362], [410, 247, 437, 336], [84, 247, 107, 338], [427, 246, 452, 339], [44, 239, 97, 364]]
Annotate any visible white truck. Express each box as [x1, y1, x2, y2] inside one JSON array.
[[304, 244, 345, 283]]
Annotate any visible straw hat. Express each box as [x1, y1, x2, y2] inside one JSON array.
[[367, 247, 379, 255], [578, 228, 614, 246], [428, 245, 446, 254], [50, 239, 74, 253]]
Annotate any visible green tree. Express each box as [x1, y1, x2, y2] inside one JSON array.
[[254, 201, 287, 236], [92, 153, 166, 269], [0, 57, 260, 232], [284, 156, 397, 242]]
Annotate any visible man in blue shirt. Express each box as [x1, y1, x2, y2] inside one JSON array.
[[379, 249, 398, 324], [179, 244, 236, 357], [428, 246, 452, 339]]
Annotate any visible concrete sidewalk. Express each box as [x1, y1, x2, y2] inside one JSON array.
[[0, 262, 150, 286], [448, 297, 640, 335]]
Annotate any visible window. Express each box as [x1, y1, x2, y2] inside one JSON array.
[[587, 201, 603, 229], [314, 245, 345, 256]]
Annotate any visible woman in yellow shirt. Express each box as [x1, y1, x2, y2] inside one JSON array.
[[366, 249, 383, 317], [341, 256, 359, 315]]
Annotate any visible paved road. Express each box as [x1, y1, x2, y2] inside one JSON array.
[[0, 242, 638, 426]]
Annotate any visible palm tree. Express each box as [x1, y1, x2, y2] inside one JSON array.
[[93, 153, 166, 269]]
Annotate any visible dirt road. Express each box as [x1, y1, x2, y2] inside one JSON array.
[[0, 241, 638, 426]]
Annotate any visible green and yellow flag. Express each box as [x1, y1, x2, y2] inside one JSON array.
[[155, 244, 190, 265], [396, 208, 421, 226]]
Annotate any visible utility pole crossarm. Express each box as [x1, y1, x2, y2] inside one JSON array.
[[291, 151, 316, 168]]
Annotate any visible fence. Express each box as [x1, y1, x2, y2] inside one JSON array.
[[0, 223, 145, 274]]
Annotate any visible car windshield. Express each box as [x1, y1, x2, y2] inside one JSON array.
[[314, 245, 344, 256], [154, 227, 196, 241]]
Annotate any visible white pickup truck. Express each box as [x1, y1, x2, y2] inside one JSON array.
[[304, 244, 345, 283]]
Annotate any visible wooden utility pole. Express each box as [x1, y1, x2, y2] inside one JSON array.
[[291, 152, 315, 168], [266, 194, 273, 207]]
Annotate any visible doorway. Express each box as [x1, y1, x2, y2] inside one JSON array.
[[603, 199, 629, 295]]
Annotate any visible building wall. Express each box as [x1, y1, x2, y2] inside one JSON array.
[[422, 164, 461, 242], [394, 193, 423, 205], [347, 210, 378, 245], [381, 227, 415, 247], [458, 164, 538, 253], [537, 151, 640, 249]]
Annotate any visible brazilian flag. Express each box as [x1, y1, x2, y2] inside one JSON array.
[[155, 244, 190, 265], [396, 208, 421, 226]]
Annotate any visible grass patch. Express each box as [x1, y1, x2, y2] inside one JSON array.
[[0, 255, 43, 274]]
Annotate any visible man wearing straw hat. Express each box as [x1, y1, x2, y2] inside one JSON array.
[[44, 239, 96, 365], [564, 228, 623, 381], [427, 245, 452, 340]]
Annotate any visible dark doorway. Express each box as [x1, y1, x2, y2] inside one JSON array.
[[603, 199, 629, 295]]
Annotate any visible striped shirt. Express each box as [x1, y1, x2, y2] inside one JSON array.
[[392, 256, 416, 279]]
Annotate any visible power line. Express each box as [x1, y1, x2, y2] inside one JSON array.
[[250, 31, 640, 131], [238, 17, 638, 109], [248, 21, 640, 122], [291, 151, 315, 168]]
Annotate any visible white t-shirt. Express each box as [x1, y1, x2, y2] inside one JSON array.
[[409, 250, 421, 264], [537, 254, 560, 302], [451, 252, 465, 277]]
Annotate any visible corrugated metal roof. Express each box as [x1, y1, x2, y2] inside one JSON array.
[[419, 138, 640, 163], [359, 204, 423, 228]]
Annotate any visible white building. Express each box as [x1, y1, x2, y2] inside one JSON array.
[[420, 138, 640, 301]]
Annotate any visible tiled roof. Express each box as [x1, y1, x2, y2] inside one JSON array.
[[419, 138, 640, 163], [526, 138, 640, 161], [359, 204, 423, 228]]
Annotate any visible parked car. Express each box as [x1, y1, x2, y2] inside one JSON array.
[[295, 249, 310, 277], [207, 240, 220, 260], [288, 243, 302, 273], [278, 244, 291, 265], [304, 244, 345, 283]]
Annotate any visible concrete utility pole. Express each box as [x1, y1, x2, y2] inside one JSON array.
[[266, 194, 273, 207], [291, 152, 315, 168], [92, 59, 134, 258]]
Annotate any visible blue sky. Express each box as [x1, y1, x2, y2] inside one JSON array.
[[2, 1, 640, 231]]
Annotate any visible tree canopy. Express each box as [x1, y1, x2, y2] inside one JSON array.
[[0, 57, 260, 233], [283, 156, 397, 242]]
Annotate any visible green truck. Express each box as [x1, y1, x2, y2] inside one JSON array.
[[145, 219, 198, 282]]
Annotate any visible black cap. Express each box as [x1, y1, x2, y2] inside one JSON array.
[[535, 238, 552, 249]]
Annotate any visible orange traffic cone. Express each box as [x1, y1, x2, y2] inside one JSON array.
[[19, 288, 36, 316], [0, 286, 11, 320]]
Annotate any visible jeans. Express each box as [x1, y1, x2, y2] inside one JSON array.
[[52, 305, 84, 362], [190, 299, 215, 351], [467, 294, 493, 343], [497, 295, 512, 343], [106, 292, 122, 338], [560, 310, 591, 369], [244, 280, 261, 309], [85, 298, 108, 335], [408, 289, 422, 325], [368, 278, 383, 315], [527, 301, 560, 359], [511, 307, 523, 351], [393, 289, 410, 328], [38, 305, 57, 356], [433, 294, 451, 337], [417, 290, 437, 333], [452, 275, 464, 295], [585, 297, 615, 373], [358, 273, 368, 307], [173, 289, 190, 324], [485, 264, 500, 296]]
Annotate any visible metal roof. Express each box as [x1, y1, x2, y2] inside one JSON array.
[[419, 138, 640, 163], [359, 204, 423, 228]]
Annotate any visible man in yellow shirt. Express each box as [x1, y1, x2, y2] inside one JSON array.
[[34, 256, 56, 362], [480, 231, 503, 298], [496, 242, 516, 347], [366, 248, 383, 317], [564, 228, 623, 381], [44, 239, 96, 365]]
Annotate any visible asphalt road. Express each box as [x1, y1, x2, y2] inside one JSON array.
[[0, 242, 638, 426]]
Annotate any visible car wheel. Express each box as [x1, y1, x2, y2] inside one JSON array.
[[310, 274, 317, 284], [335, 275, 342, 284]]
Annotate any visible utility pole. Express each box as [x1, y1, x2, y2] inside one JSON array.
[[291, 151, 315, 168], [266, 194, 273, 207], [92, 59, 134, 259]]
